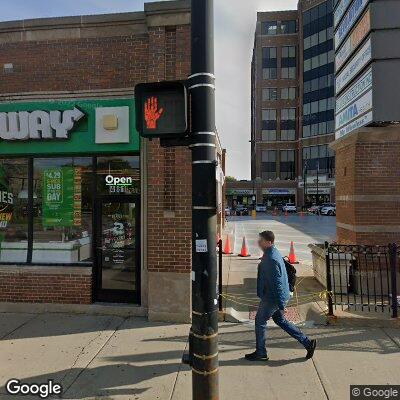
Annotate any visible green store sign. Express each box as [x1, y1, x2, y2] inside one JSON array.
[[0, 98, 139, 155]]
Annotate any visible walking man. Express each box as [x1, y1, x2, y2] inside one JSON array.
[[245, 230, 317, 361]]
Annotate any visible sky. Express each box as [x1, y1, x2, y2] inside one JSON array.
[[0, 0, 298, 180]]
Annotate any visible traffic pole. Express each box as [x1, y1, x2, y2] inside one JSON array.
[[188, 0, 219, 399]]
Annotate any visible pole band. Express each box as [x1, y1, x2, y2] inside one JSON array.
[[189, 143, 216, 148], [193, 352, 219, 360], [193, 206, 215, 210], [192, 367, 219, 376], [189, 83, 215, 90], [192, 160, 215, 164], [188, 72, 215, 79], [192, 332, 218, 340]]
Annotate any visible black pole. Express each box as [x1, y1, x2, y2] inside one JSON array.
[[389, 243, 398, 319], [303, 162, 307, 210], [325, 241, 334, 316], [218, 239, 223, 312], [189, 1, 219, 399], [316, 162, 319, 206]]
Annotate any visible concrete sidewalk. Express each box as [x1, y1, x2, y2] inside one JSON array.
[[0, 312, 399, 400]]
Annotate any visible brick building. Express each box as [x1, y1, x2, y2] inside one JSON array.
[[0, 0, 222, 323], [249, 0, 336, 210]]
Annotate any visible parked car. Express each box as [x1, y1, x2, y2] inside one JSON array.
[[307, 204, 319, 214], [235, 205, 249, 216], [255, 203, 267, 212], [320, 204, 336, 216], [224, 206, 231, 216], [282, 203, 297, 213]]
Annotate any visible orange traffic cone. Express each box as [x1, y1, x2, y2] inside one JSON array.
[[223, 234, 233, 254], [238, 236, 251, 257], [288, 241, 299, 264]]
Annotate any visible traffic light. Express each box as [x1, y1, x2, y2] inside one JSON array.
[[135, 81, 188, 139]]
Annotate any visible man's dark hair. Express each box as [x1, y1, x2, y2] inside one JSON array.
[[259, 230, 275, 243]]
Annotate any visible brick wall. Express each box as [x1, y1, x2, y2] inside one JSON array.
[[0, 6, 193, 307], [0, 269, 92, 304], [334, 129, 400, 245]]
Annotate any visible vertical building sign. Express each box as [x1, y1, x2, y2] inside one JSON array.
[[43, 167, 82, 227]]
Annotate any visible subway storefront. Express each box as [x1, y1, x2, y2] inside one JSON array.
[[0, 99, 144, 304]]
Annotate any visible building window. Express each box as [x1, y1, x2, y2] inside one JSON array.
[[281, 46, 296, 79], [262, 47, 277, 79], [281, 20, 297, 34], [280, 150, 295, 180], [262, 109, 277, 136], [0, 159, 28, 263], [280, 108, 296, 141], [262, 21, 278, 35], [262, 130, 277, 141], [262, 88, 278, 101], [303, 144, 335, 177], [281, 87, 296, 100], [261, 150, 277, 180]]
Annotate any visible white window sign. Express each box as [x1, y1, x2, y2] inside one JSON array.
[[335, 110, 373, 139], [0, 108, 85, 140], [336, 68, 372, 114], [336, 89, 372, 130], [336, 38, 371, 95], [335, 0, 369, 50]]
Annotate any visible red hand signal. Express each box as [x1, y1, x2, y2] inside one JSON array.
[[144, 96, 164, 129]]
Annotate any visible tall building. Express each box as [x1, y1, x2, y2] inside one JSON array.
[[250, 0, 336, 209]]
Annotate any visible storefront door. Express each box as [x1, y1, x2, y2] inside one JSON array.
[[95, 196, 140, 303]]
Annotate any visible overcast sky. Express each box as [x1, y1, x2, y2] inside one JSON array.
[[1, 0, 298, 179]]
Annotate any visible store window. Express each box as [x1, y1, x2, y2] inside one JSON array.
[[0, 159, 28, 263], [32, 158, 93, 264], [97, 156, 140, 196]]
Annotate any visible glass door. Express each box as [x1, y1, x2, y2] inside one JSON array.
[[95, 197, 140, 303]]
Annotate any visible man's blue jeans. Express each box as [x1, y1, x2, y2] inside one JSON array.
[[255, 300, 311, 356]]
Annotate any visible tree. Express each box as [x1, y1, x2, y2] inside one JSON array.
[[225, 176, 237, 182]]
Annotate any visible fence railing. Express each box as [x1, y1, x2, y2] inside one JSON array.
[[325, 242, 399, 318]]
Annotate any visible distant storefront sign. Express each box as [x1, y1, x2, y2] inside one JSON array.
[[336, 68, 372, 114], [226, 189, 254, 196], [335, 0, 369, 50], [335, 9, 371, 71], [262, 189, 296, 195], [336, 38, 372, 94], [306, 188, 331, 195], [335, 89, 373, 130], [335, 110, 373, 139]]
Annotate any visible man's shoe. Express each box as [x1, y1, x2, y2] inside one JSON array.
[[245, 351, 269, 362], [306, 339, 317, 359]]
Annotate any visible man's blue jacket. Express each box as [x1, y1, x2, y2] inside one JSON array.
[[257, 245, 290, 309]]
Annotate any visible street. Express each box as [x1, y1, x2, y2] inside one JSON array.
[[227, 213, 336, 265]]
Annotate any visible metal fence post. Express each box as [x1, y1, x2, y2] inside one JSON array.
[[389, 243, 398, 319], [325, 241, 334, 316], [218, 239, 223, 312]]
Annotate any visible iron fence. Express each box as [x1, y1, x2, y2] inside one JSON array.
[[325, 242, 399, 318]]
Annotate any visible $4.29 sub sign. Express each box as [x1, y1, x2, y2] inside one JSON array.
[[135, 81, 188, 138]]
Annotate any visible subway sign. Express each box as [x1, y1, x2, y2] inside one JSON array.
[[0, 108, 85, 140]]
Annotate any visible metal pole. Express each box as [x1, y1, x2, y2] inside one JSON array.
[[189, 1, 219, 399], [325, 241, 334, 316], [389, 243, 398, 319], [218, 239, 223, 312], [316, 161, 319, 206]]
